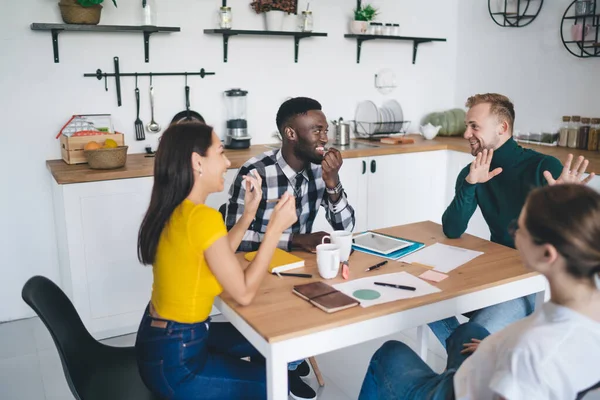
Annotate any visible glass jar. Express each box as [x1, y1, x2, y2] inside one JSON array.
[[578, 117, 591, 149], [568, 116, 581, 148], [587, 118, 599, 151], [575, 0, 593, 16], [392, 23, 400, 36], [142, 0, 157, 26], [384, 23, 393, 36], [370, 22, 383, 35], [219, 6, 232, 29], [558, 116, 571, 147], [299, 11, 313, 32]]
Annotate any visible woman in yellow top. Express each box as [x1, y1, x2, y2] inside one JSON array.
[[135, 122, 297, 399]]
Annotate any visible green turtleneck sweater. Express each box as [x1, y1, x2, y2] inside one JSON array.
[[442, 138, 563, 248]]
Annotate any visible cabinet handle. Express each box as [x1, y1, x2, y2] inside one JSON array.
[[370, 159, 376, 173], [362, 160, 366, 174]]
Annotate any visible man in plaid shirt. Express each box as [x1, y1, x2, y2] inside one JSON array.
[[225, 97, 356, 253]]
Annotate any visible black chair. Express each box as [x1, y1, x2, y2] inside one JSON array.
[[21, 276, 159, 400], [577, 381, 600, 400]]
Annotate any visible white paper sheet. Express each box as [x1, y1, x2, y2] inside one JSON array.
[[399, 243, 483, 273], [332, 272, 441, 308]]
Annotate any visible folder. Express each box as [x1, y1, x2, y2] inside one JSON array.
[[244, 248, 305, 273]]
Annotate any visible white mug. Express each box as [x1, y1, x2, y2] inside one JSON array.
[[316, 244, 340, 279], [322, 231, 353, 262]]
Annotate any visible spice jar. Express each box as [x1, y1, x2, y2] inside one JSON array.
[[299, 10, 313, 32], [392, 23, 400, 36], [384, 23, 393, 36], [370, 22, 383, 35], [558, 116, 571, 147], [219, 6, 232, 29], [588, 118, 599, 151], [568, 116, 581, 148], [578, 117, 591, 149]]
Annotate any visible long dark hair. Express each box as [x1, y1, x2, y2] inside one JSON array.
[[138, 122, 214, 265], [524, 184, 600, 281]]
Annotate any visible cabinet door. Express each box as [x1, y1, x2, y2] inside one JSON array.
[[446, 151, 490, 240], [311, 157, 368, 233], [366, 151, 448, 230]]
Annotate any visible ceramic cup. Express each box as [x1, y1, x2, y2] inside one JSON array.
[[316, 244, 341, 279], [571, 24, 590, 41], [322, 231, 353, 262]]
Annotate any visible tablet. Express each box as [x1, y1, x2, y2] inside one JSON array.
[[353, 232, 412, 255]]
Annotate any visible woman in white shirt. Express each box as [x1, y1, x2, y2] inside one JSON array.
[[359, 183, 600, 400]]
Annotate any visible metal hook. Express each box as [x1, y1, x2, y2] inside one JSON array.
[[135, 72, 138, 88], [150, 73, 153, 86], [185, 72, 188, 86], [104, 75, 108, 91]]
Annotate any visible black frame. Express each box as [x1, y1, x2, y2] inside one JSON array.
[[487, 0, 544, 27], [560, 0, 600, 58]]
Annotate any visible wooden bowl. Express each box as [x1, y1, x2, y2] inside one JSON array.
[[84, 146, 128, 169]]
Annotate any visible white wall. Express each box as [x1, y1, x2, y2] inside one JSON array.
[[0, 0, 458, 322], [455, 0, 599, 133]]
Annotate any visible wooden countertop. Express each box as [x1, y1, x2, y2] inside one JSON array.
[[219, 221, 538, 343], [46, 135, 600, 184]]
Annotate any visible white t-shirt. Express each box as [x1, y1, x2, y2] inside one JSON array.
[[453, 302, 600, 400]]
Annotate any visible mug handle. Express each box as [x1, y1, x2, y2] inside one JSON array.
[[322, 236, 331, 244]]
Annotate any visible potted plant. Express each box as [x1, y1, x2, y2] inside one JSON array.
[[58, 0, 117, 25], [250, 0, 298, 31], [351, 3, 378, 34]]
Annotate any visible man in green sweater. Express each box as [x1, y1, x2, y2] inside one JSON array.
[[429, 93, 596, 347]]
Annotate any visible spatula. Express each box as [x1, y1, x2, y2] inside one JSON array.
[[135, 87, 145, 141]]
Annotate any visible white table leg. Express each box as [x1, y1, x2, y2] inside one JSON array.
[[267, 349, 288, 400], [416, 325, 429, 362]]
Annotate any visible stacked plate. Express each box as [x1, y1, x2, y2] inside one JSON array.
[[422, 108, 467, 137], [355, 100, 405, 136]]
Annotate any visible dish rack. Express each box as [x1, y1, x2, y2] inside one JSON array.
[[351, 120, 411, 139]]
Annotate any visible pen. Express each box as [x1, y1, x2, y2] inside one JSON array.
[[272, 272, 313, 278], [365, 260, 388, 272], [374, 282, 416, 291]]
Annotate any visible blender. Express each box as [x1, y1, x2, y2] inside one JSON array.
[[224, 88, 251, 149]]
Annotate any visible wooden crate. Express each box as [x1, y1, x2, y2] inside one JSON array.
[[60, 133, 125, 164]]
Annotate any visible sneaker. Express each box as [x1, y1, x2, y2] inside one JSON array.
[[289, 369, 317, 400], [296, 360, 310, 378]]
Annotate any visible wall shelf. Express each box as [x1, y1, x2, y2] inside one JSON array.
[[203, 29, 327, 63], [343, 34, 447, 64], [30, 23, 180, 63], [487, 0, 544, 27], [560, 0, 600, 58]]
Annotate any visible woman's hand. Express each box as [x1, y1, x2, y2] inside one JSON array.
[[242, 170, 263, 219], [268, 192, 297, 233], [460, 338, 482, 355]]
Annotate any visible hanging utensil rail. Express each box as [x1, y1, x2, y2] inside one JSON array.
[[83, 56, 216, 107]]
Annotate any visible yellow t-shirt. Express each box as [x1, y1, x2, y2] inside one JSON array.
[[151, 200, 227, 323]]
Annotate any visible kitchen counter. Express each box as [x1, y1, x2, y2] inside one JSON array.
[[46, 135, 600, 184]]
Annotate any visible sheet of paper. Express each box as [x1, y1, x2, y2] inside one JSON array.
[[333, 272, 441, 308], [419, 270, 449, 283], [399, 243, 483, 273]]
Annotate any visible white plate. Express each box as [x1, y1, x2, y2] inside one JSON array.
[[383, 99, 404, 132], [355, 100, 380, 135]]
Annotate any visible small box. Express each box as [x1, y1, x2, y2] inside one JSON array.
[[60, 133, 125, 164]]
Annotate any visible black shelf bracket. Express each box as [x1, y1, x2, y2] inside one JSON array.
[[83, 56, 216, 107], [345, 34, 447, 64], [30, 23, 180, 63], [204, 29, 328, 63]]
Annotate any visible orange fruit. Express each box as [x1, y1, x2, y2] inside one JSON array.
[[84, 141, 102, 150]]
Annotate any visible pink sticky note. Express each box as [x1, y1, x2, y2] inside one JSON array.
[[419, 270, 449, 283]]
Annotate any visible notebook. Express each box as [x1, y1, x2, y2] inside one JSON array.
[[244, 248, 305, 273], [293, 281, 359, 314]]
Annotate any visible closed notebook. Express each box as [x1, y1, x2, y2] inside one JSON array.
[[293, 282, 359, 314], [244, 248, 304, 273]]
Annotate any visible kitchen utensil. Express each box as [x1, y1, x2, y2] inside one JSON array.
[[134, 88, 145, 141], [224, 88, 251, 149], [185, 85, 192, 120], [146, 85, 161, 133], [332, 117, 350, 146]]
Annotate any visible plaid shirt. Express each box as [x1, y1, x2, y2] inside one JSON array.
[[225, 149, 356, 252]]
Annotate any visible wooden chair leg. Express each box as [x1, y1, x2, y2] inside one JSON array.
[[308, 357, 325, 387]]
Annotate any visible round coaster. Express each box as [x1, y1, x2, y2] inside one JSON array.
[[353, 289, 381, 300]]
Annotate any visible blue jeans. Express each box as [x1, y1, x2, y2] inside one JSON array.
[[428, 294, 535, 348], [358, 322, 491, 400], [135, 307, 267, 399]]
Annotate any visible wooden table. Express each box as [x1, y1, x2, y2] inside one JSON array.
[[215, 221, 547, 399]]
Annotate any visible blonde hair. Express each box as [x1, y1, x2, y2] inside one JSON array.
[[466, 93, 516, 134]]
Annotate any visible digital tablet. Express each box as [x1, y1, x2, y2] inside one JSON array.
[[353, 232, 412, 255]]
